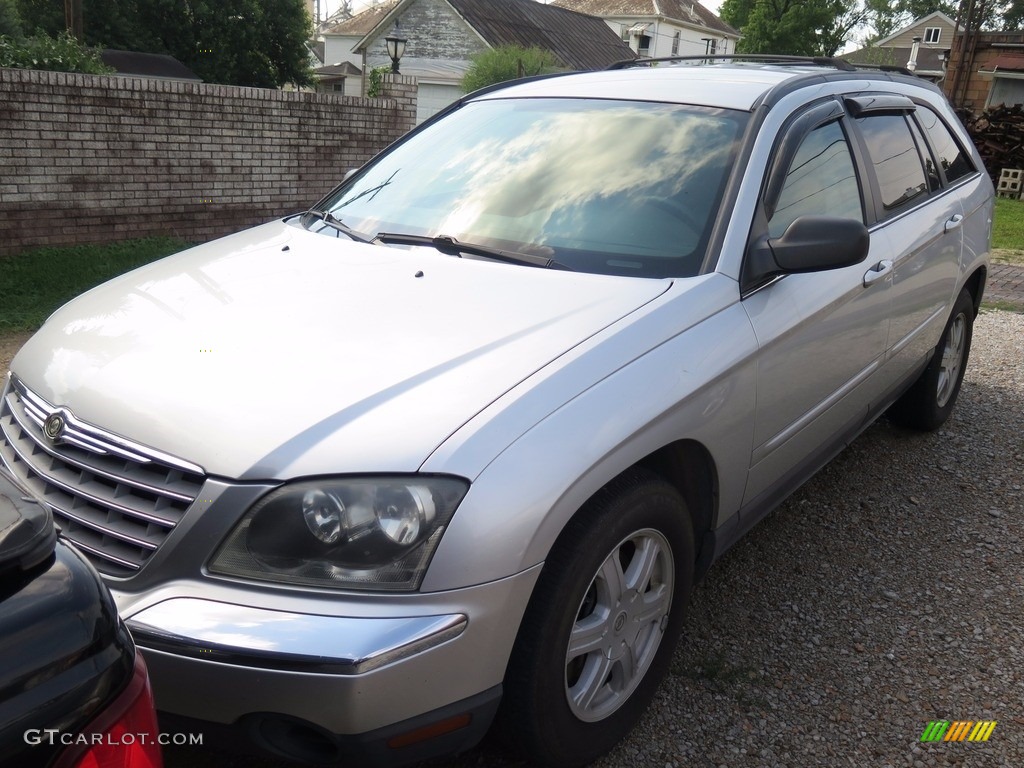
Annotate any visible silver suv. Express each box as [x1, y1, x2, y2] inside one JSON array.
[[1, 57, 993, 767]]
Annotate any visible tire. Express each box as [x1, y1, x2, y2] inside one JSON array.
[[498, 468, 694, 768], [889, 288, 975, 431]]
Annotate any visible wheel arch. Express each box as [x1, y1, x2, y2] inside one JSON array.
[[539, 439, 720, 580], [964, 265, 987, 316], [636, 439, 718, 571]]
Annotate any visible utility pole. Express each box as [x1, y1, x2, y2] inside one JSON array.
[[64, 0, 84, 40], [946, 0, 989, 109]]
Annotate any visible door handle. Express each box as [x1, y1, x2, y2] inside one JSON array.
[[944, 214, 964, 233], [863, 259, 893, 287]]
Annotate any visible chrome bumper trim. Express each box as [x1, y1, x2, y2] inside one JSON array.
[[126, 598, 468, 675]]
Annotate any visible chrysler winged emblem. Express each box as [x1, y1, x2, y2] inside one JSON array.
[[43, 412, 66, 442]]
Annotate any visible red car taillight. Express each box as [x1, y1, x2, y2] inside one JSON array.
[[55, 652, 164, 768]]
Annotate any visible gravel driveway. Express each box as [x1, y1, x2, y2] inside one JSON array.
[[8, 311, 1021, 768]]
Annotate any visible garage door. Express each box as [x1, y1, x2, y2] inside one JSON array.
[[417, 83, 461, 124]]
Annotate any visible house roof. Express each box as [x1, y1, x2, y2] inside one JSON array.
[[357, 0, 636, 71], [307, 39, 326, 65], [551, 0, 739, 38], [314, 61, 363, 77], [984, 54, 1024, 72], [324, 1, 399, 36], [873, 11, 960, 47], [448, 0, 636, 69], [100, 50, 201, 81], [843, 46, 946, 74]]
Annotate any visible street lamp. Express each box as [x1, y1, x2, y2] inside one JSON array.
[[385, 32, 407, 74]]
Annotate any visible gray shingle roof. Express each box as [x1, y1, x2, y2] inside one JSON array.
[[551, 0, 738, 38], [325, 1, 399, 36], [447, 0, 636, 70], [843, 46, 946, 73]]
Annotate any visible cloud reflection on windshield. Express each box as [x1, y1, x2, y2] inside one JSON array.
[[330, 100, 742, 276]]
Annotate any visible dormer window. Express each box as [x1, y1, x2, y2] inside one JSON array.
[[924, 27, 941, 44]]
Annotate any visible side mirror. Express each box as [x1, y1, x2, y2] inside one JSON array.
[[742, 215, 870, 294], [768, 216, 870, 273]]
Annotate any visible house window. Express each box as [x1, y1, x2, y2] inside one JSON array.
[[624, 22, 652, 55], [703, 38, 717, 56], [924, 27, 941, 44], [672, 31, 680, 55]]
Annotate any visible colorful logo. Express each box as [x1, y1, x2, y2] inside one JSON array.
[[920, 721, 997, 742]]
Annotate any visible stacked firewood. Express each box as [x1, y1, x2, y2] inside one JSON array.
[[957, 104, 1024, 181]]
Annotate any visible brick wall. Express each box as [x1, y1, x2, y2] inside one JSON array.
[[0, 69, 417, 255]]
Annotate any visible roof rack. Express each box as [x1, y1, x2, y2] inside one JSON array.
[[606, 54, 858, 72], [838, 62, 916, 77]]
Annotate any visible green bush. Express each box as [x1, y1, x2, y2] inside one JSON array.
[[0, 31, 113, 74], [366, 64, 391, 97], [461, 45, 561, 93]]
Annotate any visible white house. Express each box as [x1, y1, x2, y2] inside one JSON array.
[[319, 2, 399, 97], [845, 11, 961, 81], [352, 0, 635, 123], [551, 0, 740, 59]]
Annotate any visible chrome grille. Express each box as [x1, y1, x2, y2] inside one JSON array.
[[0, 375, 206, 577]]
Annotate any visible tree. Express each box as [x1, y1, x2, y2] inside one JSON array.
[[14, 0, 313, 87], [461, 45, 560, 93], [864, 0, 956, 40], [721, 0, 867, 56], [1003, 0, 1024, 29], [0, 0, 23, 38]]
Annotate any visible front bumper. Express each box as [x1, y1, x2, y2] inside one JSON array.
[[113, 566, 540, 761], [128, 598, 468, 675]]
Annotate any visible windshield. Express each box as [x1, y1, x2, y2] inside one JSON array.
[[317, 98, 747, 278]]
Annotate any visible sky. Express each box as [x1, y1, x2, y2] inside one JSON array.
[[320, 0, 726, 23]]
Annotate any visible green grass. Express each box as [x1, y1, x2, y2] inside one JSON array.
[[0, 237, 189, 332], [993, 197, 1024, 253]]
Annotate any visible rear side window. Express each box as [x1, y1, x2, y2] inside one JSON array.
[[916, 106, 974, 184], [769, 120, 863, 239], [856, 114, 928, 214]]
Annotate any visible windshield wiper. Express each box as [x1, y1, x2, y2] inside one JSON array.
[[375, 233, 569, 270], [301, 210, 373, 243]]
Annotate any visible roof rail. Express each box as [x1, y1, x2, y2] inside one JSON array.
[[606, 54, 857, 72], [838, 62, 917, 77]]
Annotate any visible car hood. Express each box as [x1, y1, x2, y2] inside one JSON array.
[[11, 220, 669, 479]]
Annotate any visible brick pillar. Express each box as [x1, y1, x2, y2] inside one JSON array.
[[379, 73, 418, 135]]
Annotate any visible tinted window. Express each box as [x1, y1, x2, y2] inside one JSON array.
[[857, 114, 928, 213], [319, 99, 747, 278], [916, 106, 974, 184], [769, 120, 863, 239]]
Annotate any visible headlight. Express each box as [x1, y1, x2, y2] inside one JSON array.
[[208, 476, 469, 591]]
